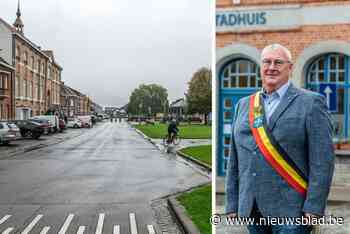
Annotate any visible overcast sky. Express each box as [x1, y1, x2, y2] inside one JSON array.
[[0, 0, 211, 107]]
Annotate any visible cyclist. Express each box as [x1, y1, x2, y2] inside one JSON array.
[[167, 118, 179, 144]]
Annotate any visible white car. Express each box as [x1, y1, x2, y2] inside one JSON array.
[[0, 122, 20, 145], [66, 118, 82, 128], [77, 116, 92, 128]]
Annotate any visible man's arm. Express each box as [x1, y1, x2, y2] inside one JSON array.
[[225, 101, 241, 215], [303, 95, 335, 216]]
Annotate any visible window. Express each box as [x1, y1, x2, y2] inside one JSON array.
[[3, 75, 8, 89], [221, 58, 261, 89], [307, 53, 346, 84], [15, 46, 20, 60], [24, 79, 27, 97], [23, 51, 28, 64], [16, 77, 20, 97], [31, 56, 35, 69], [29, 81, 33, 99], [0, 74, 3, 89]]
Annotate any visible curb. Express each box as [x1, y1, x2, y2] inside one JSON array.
[[132, 127, 162, 150], [176, 150, 212, 173], [167, 196, 201, 234], [2, 125, 94, 159]]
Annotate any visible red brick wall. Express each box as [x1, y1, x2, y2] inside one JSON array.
[[217, 0, 350, 8], [217, 24, 350, 62]]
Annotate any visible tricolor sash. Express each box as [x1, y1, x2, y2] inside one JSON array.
[[249, 92, 308, 197]]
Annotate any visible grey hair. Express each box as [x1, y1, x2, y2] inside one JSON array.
[[261, 44, 292, 62]]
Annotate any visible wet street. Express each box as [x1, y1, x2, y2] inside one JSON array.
[[0, 121, 209, 234]]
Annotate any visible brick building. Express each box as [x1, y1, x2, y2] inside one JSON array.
[[216, 0, 350, 176], [60, 83, 79, 118], [0, 2, 62, 119], [43, 50, 62, 115], [0, 57, 15, 120]]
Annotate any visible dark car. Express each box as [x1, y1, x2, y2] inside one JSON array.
[[28, 118, 51, 134], [11, 120, 45, 139]]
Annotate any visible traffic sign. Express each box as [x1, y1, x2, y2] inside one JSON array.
[[319, 84, 337, 112]]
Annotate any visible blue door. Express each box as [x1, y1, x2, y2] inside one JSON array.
[[217, 58, 261, 176]]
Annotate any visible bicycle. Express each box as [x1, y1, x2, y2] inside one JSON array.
[[162, 133, 181, 148]]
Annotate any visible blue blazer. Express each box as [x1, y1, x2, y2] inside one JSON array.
[[225, 83, 335, 218]]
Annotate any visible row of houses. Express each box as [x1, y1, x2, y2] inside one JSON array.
[[0, 2, 101, 120]]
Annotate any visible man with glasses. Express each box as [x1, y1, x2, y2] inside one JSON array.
[[225, 44, 334, 234]]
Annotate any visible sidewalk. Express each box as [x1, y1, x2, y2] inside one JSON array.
[[0, 127, 87, 159], [215, 150, 350, 233]]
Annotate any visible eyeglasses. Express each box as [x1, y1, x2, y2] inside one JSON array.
[[261, 59, 290, 68]]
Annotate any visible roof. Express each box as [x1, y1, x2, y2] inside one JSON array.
[[0, 17, 15, 32], [0, 57, 15, 70], [42, 50, 62, 70], [61, 85, 77, 97], [170, 98, 185, 108], [0, 18, 62, 65]]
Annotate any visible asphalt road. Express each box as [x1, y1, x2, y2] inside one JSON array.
[[0, 121, 209, 234]]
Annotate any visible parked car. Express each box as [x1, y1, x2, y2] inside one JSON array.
[[59, 119, 66, 132], [0, 121, 20, 145], [32, 115, 60, 132], [77, 115, 92, 128], [10, 120, 45, 139], [66, 118, 82, 128], [28, 118, 51, 134]]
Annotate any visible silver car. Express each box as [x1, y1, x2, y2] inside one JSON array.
[[0, 122, 20, 145]]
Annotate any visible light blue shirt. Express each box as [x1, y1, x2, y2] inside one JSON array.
[[261, 80, 291, 124]]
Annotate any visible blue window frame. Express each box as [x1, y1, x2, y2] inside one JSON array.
[[217, 58, 261, 176], [306, 53, 350, 139]]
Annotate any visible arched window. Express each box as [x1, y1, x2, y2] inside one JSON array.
[[221, 58, 261, 89], [306, 53, 350, 139]]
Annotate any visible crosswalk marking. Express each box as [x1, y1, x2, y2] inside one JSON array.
[[21, 214, 43, 234], [40, 226, 50, 234], [77, 226, 85, 234], [147, 225, 155, 234], [58, 213, 74, 234], [95, 213, 105, 234], [0, 215, 11, 224], [129, 213, 138, 234], [113, 225, 120, 234], [0, 215, 11, 225], [2, 227, 14, 234], [1, 213, 156, 234]]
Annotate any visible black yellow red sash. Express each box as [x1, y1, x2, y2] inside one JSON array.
[[249, 92, 308, 197]]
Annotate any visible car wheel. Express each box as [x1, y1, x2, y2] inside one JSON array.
[[26, 131, 33, 138], [74, 124, 78, 128], [20, 130, 26, 138]]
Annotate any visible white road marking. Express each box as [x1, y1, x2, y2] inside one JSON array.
[[113, 225, 120, 234], [40, 226, 50, 234], [58, 214, 74, 234], [2, 227, 14, 234], [129, 213, 138, 234], [77, 226, 85, 234], [147, 225, 155, 234], [95, 213, 105, 234], [0, 215, 11, 225], [21, 214, 43, 234]]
